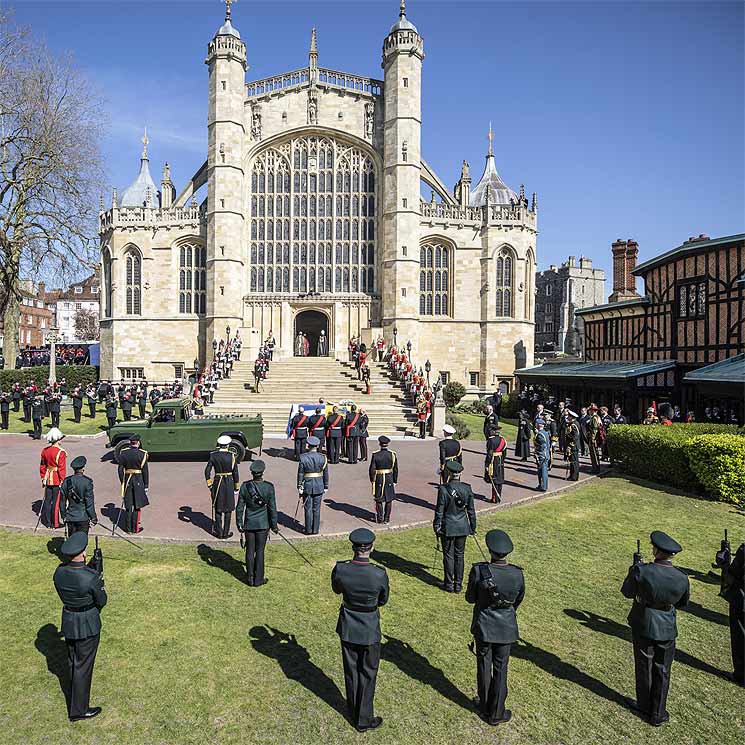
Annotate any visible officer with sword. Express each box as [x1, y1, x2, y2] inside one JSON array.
[[116, 434, 149, 534], [204, 435, 240, 539]]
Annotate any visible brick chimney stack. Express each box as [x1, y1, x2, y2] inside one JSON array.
[[608, 238, 640, 303]]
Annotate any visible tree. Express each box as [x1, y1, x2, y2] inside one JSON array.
[[443, 381, 466, 409], [0, 11, 104, 363], [73, 306, 99, 341]]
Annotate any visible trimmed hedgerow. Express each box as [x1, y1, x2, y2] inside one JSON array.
[[685, 434, 745, 506], [0, 365, 98, 391], [606, 423, 740, 491]]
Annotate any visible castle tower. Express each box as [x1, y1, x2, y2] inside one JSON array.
[[204, 1, 247, 351], [381, 0, 424, 346]]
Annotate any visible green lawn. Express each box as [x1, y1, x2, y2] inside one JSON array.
[[455, 411, 518, 442], [1, 406, 115, 436], [1, 477, 743, 745]]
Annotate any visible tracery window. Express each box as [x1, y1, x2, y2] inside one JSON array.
[[495, 248, 513, 317], [249, 135, 377, 295], [101, 247, 113, 317], [179, 242, 207, 314], [419, 241, 451, 316], [125, 248, 141, 316], [678, 281, 706, 319]]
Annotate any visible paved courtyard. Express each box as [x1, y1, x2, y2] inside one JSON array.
[[0, 433, 602, 543]]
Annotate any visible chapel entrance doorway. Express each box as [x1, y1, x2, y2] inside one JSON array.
[[294, 309, 329, 357]]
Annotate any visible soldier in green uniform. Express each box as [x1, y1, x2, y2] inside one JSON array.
[[331, 528, 389, 732], [104, 395, 118, 429], [368, 435, 398, 523], [60, 456, 98, 535], [0, 389, 9, 429], [621, 530, 690, 726], [204, 435, 240, 539], [466, 529, 525, 726], [52, 531, 107, 721], [565, 410, 581, 481], [297, 436, 329, 535], [721, 542, 744, 687], [587, 403, 602, 474], [433, 461, 477, 593], [31, 394, 44, 439], [71, 386, 83, 423], [236, 459, 278, 586], [86, 385, 97, 418]]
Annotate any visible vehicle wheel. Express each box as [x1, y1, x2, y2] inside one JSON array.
[[227, 438, 246, 464], [113, 441, 129, 464]]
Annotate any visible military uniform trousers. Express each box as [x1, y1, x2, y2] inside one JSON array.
[[51, 410, 60, 427], [568, 449, 580, 481], [293, 436, 307, 460], [23, 401, 31, 422], [32, 416, 43, 439], [588, 438, 601, 473], [304, 493, 323, 535], [42, 485, 63, 528], [1, 409, 9, 429], [442, 535, 468, 591], [632, 634, 676, 722], [67, 633, 100, 719], [244, 529, 269, 585], [122, 474, 146, 533], [87, 401, 96, 418], [72, 404, 82, 423], [730, 605, 744, 685], [66, 520, 91, 536], [326, 435, 341, 464], [341, 640, 381, 729], [138, 402, 146, 418], [475, 640, 511, 722], [536, 457, 549, 491]]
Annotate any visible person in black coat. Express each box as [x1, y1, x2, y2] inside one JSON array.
[[357, 408, 369, 461], [0, 390, 9, 430], [85, 385, 97, 418], [515, 411, 532, 461], [31, 395, 44, 439], [621, 531, 690, 726], [433, 461, 476, 593], [484, 426, 507, 503], [52, 531, 107, 721], [565, 411, 581, 481], [368, 435, 398, 523], [290, 406, 310, 461], [345, 405, 362, 464], [204, 435, 240, 539], [325, 406, 344, 465], [721, 542, 744, 687], [438, 424, 462, 484], [331, 528, 389, 732], [466, 529, 525, 726], [104, 396, 117, 429], [117, 435, 149, 533], [60, 456, 98, 535]]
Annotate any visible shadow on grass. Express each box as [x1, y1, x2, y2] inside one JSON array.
[[100, 502, 124, 531], [249, 626, 347, 717], [197, 543, 245, 584], [35, 624, 70, 711], [396, 492, 434, 512], [678, 566, 720, 586], [563, 608, 730, 680], [382, 635, 472, 711], [47, 537, 64, 558], [512, 637, 626, 707], [372, 549, 440, 588], [680, 600, 728, 627]]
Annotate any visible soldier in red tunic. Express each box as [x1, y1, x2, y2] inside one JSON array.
[[39, 427, 67, 528]]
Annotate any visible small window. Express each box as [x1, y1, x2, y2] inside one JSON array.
[[545, 303, 552, 314], [401, 287, 407, 297], [403, 77, 409, 88], [74, 286, 83, 294], [91, 285, 99, 294], [546, 285, 552, 296], [439, 371, 450, 385], [75, 302, 82, 310], [469, 372, 479, 387], [402, 245, 407, 256], [402, 198, 408, 208], [174, 364, 184, 379], [545, 322, 553, 333], [678, 281, 706, 319]]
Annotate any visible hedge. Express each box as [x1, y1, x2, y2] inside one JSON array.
[[686, 434, 745, 507], [445, 411, 471, 440], [606, 423, 741, 493], [443, 381, 466, 409], [0, 365, 98, 391]]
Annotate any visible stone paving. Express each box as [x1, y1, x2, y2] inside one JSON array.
[[0, 433, 603, 544]]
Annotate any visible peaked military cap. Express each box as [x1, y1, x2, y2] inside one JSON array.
[[445, 460, 463, 473], [535, 418, 545, 426], [250, 459, 266, 474], [61, 531, 88, 556], [130, 434, 141, 443], [378, 435, 391, 445], [217, 435, 232, 446], [486, 529, 514, 555], [650, 530, 682, 555], [442, 424, 456, 435], [349, 527, 376, 546], [307, 435, 320, 447], [70, 455, 87, 470]]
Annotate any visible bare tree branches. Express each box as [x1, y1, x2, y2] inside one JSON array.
[[0, 10, 104, 363], [73, 306, 99, 341]]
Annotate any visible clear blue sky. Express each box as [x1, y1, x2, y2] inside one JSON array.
[[10, 0, 744, 281]]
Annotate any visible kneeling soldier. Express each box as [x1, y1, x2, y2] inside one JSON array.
[[204, 435, 240, 539], [236, 459, 278, 586], [433, 461, 476, 593], [60, 456, 98, 535], [369, 435, 398, 524], [621, 531, 690, 726], [53, 532, 107, 721], [332, 528, 389, 732], [466, 529, 525, 725]]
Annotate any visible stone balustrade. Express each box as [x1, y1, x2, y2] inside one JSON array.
[[246, 67, 382, 98], [420, 199, 537, 229], [99, 204, 205, 233]]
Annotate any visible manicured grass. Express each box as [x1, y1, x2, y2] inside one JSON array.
[[454, 411, 518, 442], [1, 407, 116, 436], [1, 477, 743, 745]]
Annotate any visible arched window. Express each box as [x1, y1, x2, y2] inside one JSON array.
[[495, 247, 514, 318], [419, 240, 452, 316], [178, 240, 207, 315], [525, 248, 535, 321], [101, 247, 113, 317], [125, 248, 141, 316], [249, 135, 377, 296]]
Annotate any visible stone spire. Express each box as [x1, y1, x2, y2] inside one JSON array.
[[389, 0, 418, 34], [469, 122, 517, 207], [309, 27, 318, 80], [487, 120, 493, 157], [141, 128, 149, 160], [120, 131, 160, 208], [161, 161, 175, 209]]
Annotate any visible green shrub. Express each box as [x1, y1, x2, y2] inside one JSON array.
[[686, 434, 745, 506], [455, 398, 487, 415], [500, 393, 518, 418], [0, 365, 98, 391], [606, 423, 739, 490], [443, 381, 466, 409], [445, 411, 471, 440]]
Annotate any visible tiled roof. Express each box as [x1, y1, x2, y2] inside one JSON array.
[[683, 354, 745, 384], [515, 359, 676, 380]]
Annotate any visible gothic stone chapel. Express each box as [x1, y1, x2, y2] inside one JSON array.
[[99, 2, 538, 389]]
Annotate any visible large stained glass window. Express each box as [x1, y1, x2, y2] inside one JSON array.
[[179, 242, 206, 314], [125, 248, 142, 316], [495, 248, 514, 317], [249, 136, 377, 295], [419, 241, 451, 316]]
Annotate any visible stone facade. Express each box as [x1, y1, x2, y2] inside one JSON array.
[[99, 4, 538, 390], [534, 257, 605, 355]]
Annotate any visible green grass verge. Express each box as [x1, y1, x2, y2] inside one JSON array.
[[1, 477, 743, 745], [1, 407, 115, 436], [454, 411, 518, 442]]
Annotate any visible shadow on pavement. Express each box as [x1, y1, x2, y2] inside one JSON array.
[[324, 498, 377, 523], [178, 505, 214, 536]]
